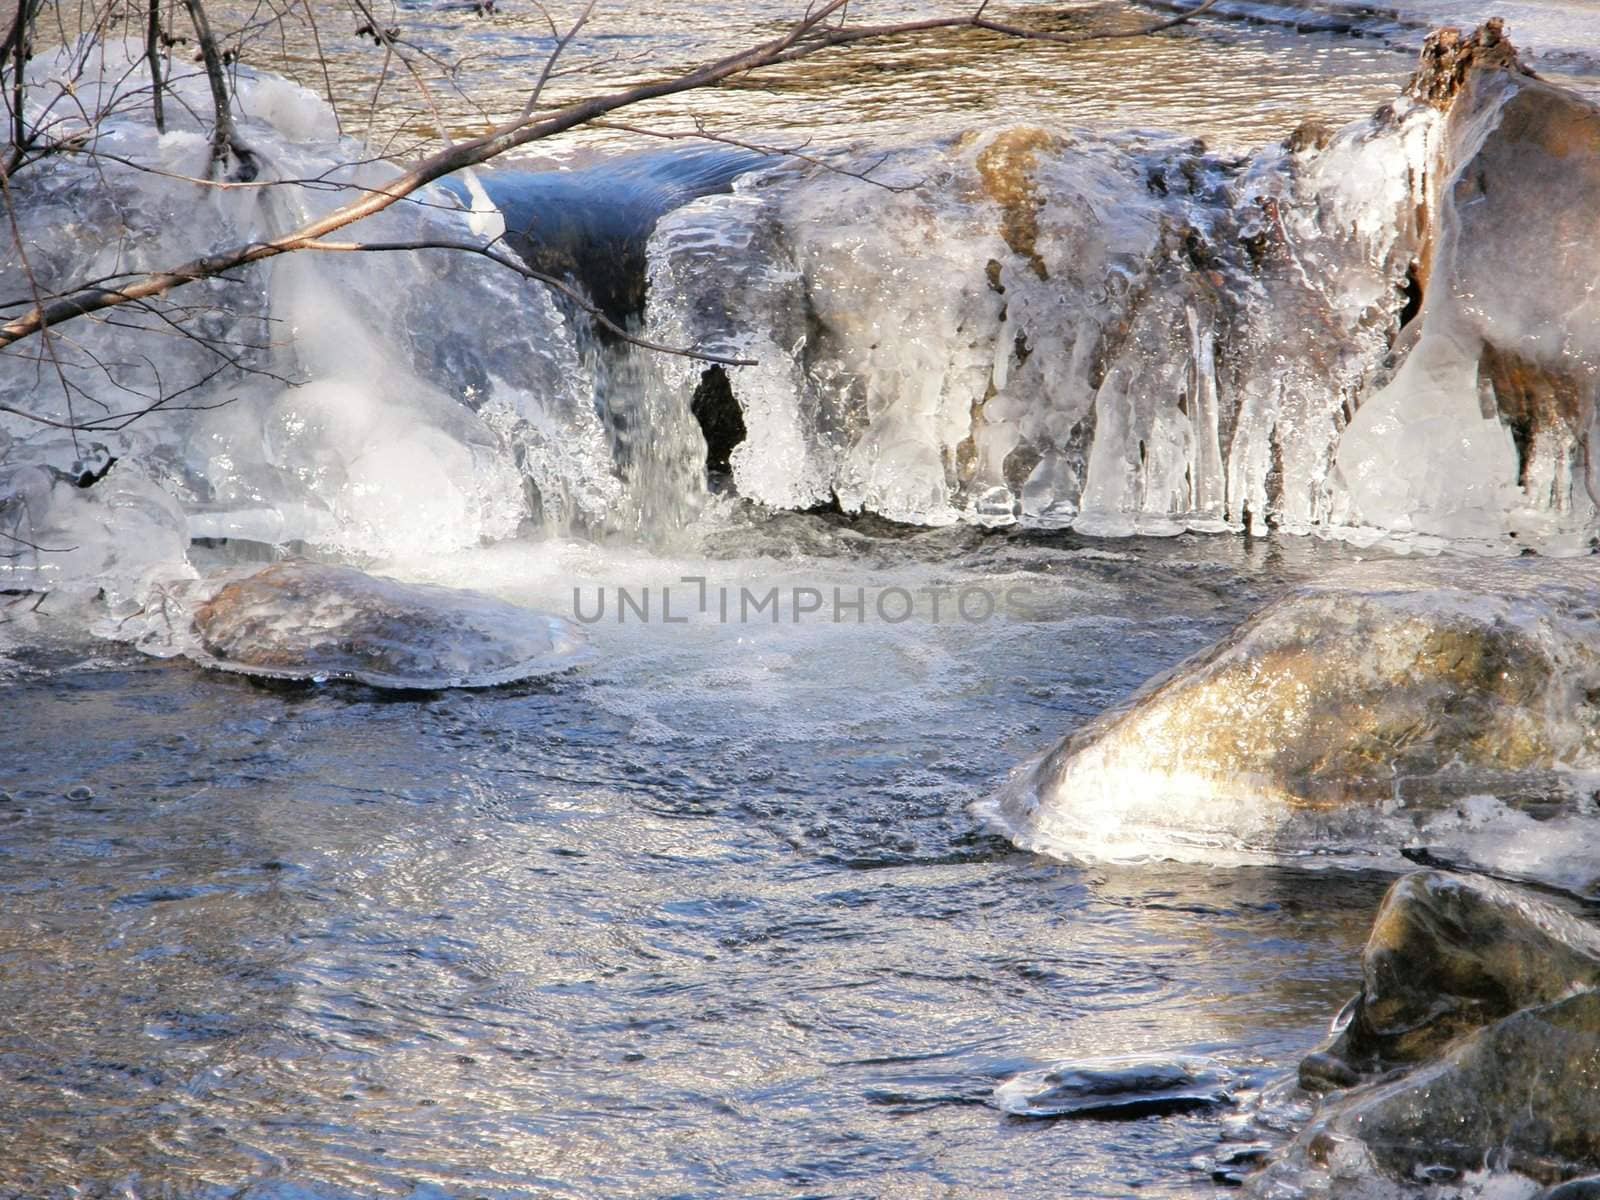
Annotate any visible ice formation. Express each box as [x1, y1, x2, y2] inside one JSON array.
[[0, 40, 607, 599], [5, 25, 1600, 659], [641, 27, 1600, 549], [992, 1054, 1245, 1119], [124, 560, 592, 688]]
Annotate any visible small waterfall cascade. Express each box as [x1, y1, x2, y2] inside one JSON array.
[[5, 28, 1599, 633]]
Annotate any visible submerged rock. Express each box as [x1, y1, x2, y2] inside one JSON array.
[[129, 561, 591, 689], [1536, 1180, 1600, 1200], [980, 558, 1600, 879], [1299, 870, 1600, 1090], [993, 1054, 1244, 1119]]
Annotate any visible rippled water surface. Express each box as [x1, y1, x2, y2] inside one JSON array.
[[197, 0, 1420, 152], [208, 0, 1597, 158], [1, 528, 1394, 1198]]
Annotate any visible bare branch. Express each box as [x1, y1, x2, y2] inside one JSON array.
[[144, 0, 165, 133], [297, 0, 343, 136], [182, 0, 246, 178], [520, 0, 597, 120]]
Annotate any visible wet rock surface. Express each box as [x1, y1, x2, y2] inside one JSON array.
[[1239, 871, 1600, 1194], [1536, 1179, 1600, 1200], [1300, 870, 1600, 1089], [1277, 991, 1600, 1190]]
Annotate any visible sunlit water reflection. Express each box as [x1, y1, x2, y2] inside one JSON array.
[[204, 0, 1419, 153]]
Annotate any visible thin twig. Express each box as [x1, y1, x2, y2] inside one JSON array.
[[181, 0, 241, 178], [520, 0, 597, 120]]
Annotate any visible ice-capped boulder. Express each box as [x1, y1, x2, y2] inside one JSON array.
[[123, 560, 591, 689], [1335, 22, 1600, 551], [980, 558, 1600, 881], [643, 101, 1428, 532]]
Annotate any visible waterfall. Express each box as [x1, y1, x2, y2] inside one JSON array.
[[6, 33, 1600, 632]]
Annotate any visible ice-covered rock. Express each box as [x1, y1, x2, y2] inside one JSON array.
[[1245, 871, 1600, 1196], [1334, 23, 1600, 551], [641, 67, 1429, 532], [122, 560, 591, 689], [993, 1053, 1245, 1119], [979, 558, 1600, 882]]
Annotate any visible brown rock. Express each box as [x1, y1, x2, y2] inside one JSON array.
[[1302, 870, 1600, 1089], [987, 559, 1600, 868], [1266, 990, 1600, 1190], [1406, 19, 1533, 109]]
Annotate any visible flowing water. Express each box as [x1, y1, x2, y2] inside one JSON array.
[[0, 531, 1393, 1199], [5, 2, 1600, 1197]]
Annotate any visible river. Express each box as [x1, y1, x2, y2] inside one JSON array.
[[3, 2, 1599, 1196]]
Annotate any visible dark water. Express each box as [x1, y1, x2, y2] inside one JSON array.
[[0, 528, 1391, 1198]]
